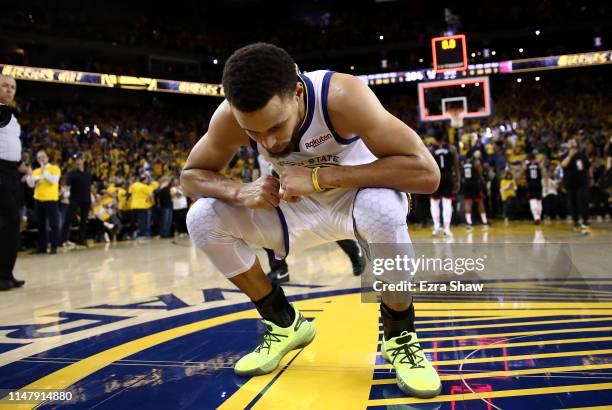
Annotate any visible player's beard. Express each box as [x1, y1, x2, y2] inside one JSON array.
[[267, 122, 302, 158]]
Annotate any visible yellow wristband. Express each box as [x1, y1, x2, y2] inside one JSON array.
[[311, 166, 324, 192]]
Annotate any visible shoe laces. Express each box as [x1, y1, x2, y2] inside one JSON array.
[[387, 331, 425, 369], [254, 324, 288, 354]]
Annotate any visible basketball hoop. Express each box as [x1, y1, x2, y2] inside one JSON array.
[[448, 108, 465, 128]]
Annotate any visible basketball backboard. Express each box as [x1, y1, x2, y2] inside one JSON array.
[[417, 76, 492, 123]]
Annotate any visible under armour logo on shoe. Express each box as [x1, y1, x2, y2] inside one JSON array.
[[396, 333, 412, 344], [294, 313, 306, 332]]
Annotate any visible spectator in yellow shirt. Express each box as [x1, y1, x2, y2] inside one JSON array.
[[25, 150, 61, 254], [500, 170, 518, 222], [129, 174, 155, 238]]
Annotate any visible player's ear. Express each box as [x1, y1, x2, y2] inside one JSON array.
[[294, 82, 304, 99]]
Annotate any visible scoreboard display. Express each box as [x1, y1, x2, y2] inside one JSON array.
[[431, 34, 468, 72]]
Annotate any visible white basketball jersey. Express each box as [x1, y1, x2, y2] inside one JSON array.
[[251, 70, 377, 204]]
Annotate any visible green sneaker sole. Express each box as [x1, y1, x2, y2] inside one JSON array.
[[381, 350, 442, 399], [234, 326, 316, 377]]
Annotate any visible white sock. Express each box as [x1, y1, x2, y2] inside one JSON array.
[[465, 213, 472, 225], [535, 200, 542, 221], [480, 213, 488, 225], [529, 199, 541, 221], [430, 198, 441, 229], [442, 198, 453, 231]]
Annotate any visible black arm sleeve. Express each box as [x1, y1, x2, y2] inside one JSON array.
[[0, 105, 11, 128]]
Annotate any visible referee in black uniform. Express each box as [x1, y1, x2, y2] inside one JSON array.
[[0, 75, 25, 291]]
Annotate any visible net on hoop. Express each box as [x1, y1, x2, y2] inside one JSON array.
[[447, 107, 465, 128]]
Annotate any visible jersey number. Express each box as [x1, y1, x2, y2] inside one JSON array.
[[439, 155, 445, 169], [529, 168, 538, 179], [465, 168, 472, 178]]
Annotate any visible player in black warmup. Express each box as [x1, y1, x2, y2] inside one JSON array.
[[462, 151, 489, 230], [521, 152, 544, 225], [430, 133, 460, 237]]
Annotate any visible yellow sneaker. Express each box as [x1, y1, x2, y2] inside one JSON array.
[[381, 331, 442, 398], [234, 304, 316, 376]]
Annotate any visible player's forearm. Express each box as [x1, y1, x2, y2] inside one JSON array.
[[180, 168, 243, 203], [317, 155, 440, 194]]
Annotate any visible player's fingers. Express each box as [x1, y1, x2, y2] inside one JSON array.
[[256, 195, 276, 211], [265, 176, 280, 191], [281, 185, 298, 201], [264, 191, 281, 207], [269, 186, 281, 201]]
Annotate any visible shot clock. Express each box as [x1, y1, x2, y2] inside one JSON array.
[[431, 34, 468, 72]]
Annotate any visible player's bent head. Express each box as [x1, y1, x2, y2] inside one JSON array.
[[223, 43, 305, 156], [222, 42, 297, 113]]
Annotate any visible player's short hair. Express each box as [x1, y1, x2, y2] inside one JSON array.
[[222, 43, 297, 112]]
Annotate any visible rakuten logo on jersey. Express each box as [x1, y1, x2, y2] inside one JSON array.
[[305, 133, 332, 149]]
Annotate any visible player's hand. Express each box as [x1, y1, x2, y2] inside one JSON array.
[[279, 166, 315, 201], [236, 175, 281, 211], [569, 148, 578, 156]]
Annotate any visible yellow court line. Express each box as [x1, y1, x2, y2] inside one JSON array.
[[415, 310, 612, 317], [411, 316, 612, 332], [527, 285, 612, 296], [414, 302, 612, 310], [486, 282, 612, 292], [367, 382, 612, 406], [412, 312, 612, 325], [420, 336, 612, 354], [486, 288, 612, 296], [414, 294, 612, 301], [375, 348, 612, 368], [418, 326, 612, 342], [214, 348, 305, 410], [485, 282, 603, 290], [415, 315, 524, 325], [414, 311, 592, 325], [371, 363, 612, 384], [560, 406, 612, 410], [414, 298, 612, 304], [489, 281, 612, 286], [220, 292, 381, 410]]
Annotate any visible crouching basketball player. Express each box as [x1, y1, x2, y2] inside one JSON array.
[[181, 43, 442, 398]]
